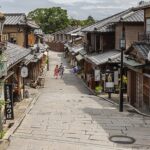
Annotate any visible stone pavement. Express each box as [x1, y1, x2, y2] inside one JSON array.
[[3, 86, 39, 134], [6, 51, 150, 150]]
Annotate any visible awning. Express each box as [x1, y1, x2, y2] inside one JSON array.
[[86, 50, 120, 65], [79, 49, 87, 56], [76, 54, 84, 61], [24, 54, 34, 65], [123, 56, 144, 68], [69, 45, 84, 54], [31, 58, 38, 63]]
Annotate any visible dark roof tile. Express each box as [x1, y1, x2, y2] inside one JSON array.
[[4, 13, 26, 25], [82, 9, 144, 33], [5, 42, 31, 68]]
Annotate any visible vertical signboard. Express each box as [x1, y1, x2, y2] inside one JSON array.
[[114, 71, 119, 85], [105, 72, 114, 93], [4, 84, 14, 120], [95, 69, 100, 81]]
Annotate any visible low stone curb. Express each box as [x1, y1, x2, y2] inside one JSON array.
[[0, 93, 40, 150], [75, 74, 150, 117]]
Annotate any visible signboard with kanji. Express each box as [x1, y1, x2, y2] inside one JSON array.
[[4, 84, 14, 120]]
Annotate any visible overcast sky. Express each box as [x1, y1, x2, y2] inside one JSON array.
[[0, 0, 148, 20]]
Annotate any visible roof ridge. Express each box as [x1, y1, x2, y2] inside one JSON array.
[[82, 8, 132, 32], [4, 13, 26, 16], [121, 9, 143, 21]]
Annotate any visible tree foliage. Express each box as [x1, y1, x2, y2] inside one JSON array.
[[28, 7, 95, 33], [69, 16, 95, 27], [28, 7, 70, 33]]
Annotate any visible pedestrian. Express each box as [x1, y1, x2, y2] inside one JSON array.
[[54, 65, 59, 79], [59, 63, 64, 78]]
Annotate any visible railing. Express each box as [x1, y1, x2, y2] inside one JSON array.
[[138, 32, 150, 43]]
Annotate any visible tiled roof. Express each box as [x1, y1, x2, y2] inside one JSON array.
[[85, 50, 120, 65], [4, 42, 31, 69], [27, 20, 40, 29], [82, 9, 131, 32], [117, 10, 144, 23], [69, 44, 84, 54], [79, 49, 87, 56], [32, 43, 48, 52], [124, 55, 143, 67], [53, 26, 79, 35], [82, 9, 144, 32], [4, 13, 26, 25], [133, 1, 150, 10], [128, 42, 150, 60], [66, 27, 82, 35], [24, 54, 34, 65], [34, 29, 43, 35]]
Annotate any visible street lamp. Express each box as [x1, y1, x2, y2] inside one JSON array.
[[119, 18, 126, 112]]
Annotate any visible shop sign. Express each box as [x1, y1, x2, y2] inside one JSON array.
[[114, 71, 119, 85], [95, 69, 100, 81], [4, 84, 14, 120], [21, 66, 28, 78], [105, 72, 115, 93]]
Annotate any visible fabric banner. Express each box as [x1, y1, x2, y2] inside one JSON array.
[[95, 70, 100, 81], [4, 84, 14, 120]]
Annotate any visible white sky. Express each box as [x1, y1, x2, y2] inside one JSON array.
[[0, 0, 149, 19]]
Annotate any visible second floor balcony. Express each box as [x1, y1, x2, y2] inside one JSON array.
[[138, 32, 150, 43]]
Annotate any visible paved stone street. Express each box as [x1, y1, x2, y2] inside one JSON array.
[[7, 51, 150, 150]]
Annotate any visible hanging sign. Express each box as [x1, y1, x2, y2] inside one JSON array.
[[21, 66, 28, 78], [105, 72, 115, 93], [4, 84, 14, 120], [114, 71, 119, 85], [95, 69, 100, 81]]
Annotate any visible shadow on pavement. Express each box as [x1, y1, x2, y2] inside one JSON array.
[[83, 104, 150, 149]]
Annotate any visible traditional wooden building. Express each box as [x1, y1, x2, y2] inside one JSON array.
[[0, 42, 31, 102], [3, 13, 40, 48], [124, 42, 150, 111], [124, 2, 150, 112], [81, 8, 144, 92], [53, 26, 79, 42]]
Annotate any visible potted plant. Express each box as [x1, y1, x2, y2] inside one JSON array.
[[95, 85, 103, 95]]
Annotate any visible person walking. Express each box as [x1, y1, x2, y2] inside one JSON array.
[[54, 65, 59, 79], [59, 63, 64, 78]]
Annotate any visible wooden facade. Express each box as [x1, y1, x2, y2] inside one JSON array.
[[2, 26, 27, 47], [115, 23, 144, 50], [125, 41, 150, 111]]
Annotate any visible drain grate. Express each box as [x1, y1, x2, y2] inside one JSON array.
[[109, 135, 136, 144]]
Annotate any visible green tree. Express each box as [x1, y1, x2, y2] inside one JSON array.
[[28, 7, 70, 33], [84, 15, 95, 26], [69, 16, 95, 27]]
